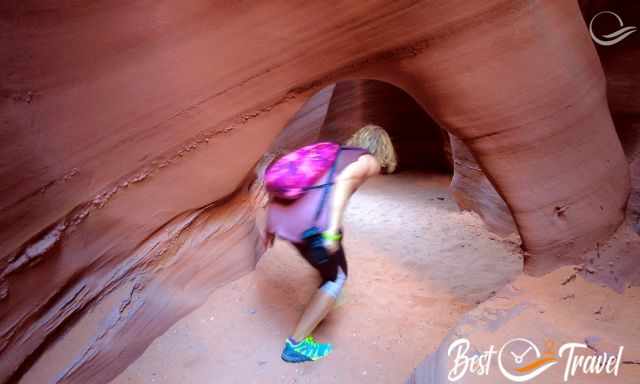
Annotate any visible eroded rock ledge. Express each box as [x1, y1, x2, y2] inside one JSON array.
[[1, 1, 637, 382]]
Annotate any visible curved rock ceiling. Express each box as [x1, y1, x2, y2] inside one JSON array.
[[1, 1, 638, 382]]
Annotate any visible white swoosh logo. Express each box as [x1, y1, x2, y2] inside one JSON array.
[[589, 11, 637, 46]]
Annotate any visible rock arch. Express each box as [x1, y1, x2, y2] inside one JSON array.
[[0, 1, 633, 382]]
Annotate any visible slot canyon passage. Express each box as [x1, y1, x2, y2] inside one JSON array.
[[2, 1, 640, 383], [109, 173, 524, 384]]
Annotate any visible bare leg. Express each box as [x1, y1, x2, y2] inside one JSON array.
[[291, 290, 336, 341], [289, 155, 379, 341]]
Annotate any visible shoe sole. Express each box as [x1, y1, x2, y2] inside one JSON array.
[[281, 353, 312, 363]]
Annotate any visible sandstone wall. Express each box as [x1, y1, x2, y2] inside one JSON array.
[[579, 1, 640, 233], [320, 80, 451, 172], [0, 1, 631, 382]]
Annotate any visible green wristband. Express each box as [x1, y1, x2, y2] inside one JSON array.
[[322, 231, 342, 241]]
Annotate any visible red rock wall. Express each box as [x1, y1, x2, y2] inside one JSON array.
[[449, 135, 518, 236], [268, 84, 336, 153], [448, 0, 640, 242], [579, 1, 640, 233], [0, 1, 631, 382], [320, 80, 451, 172], [271, 80, 451, 172], [408, 2, 640, 381]]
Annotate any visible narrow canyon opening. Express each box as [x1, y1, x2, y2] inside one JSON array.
[[106, 80, 524, 383], [4, 3, 640, 381]]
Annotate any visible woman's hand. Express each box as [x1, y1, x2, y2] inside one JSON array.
[[323, 238, 339, 254], [321, 231, 341, 254]]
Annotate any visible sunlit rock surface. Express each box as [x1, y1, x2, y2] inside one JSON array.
[[1, 1, 637, 382]]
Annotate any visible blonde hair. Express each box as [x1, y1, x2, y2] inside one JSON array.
[[345, 124, 397, 173]]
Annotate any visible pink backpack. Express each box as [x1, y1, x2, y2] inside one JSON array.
[[265, 142, 341, 199]]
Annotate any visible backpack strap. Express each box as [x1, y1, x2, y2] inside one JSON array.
[[301, 146, 367, 190], [339, 145, 369, 152], [311, 147, 342, 224]]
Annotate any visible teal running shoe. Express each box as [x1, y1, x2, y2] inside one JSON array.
[[281, 336, 332, 363]]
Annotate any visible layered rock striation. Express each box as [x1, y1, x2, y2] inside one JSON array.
[[0, 1, 636, 382]]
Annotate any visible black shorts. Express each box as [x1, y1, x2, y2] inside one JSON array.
[[292, 235, 348, 284]]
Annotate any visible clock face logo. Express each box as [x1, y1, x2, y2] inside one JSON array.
[[498, 338, 559, 382], [589, 11, 637, 46]]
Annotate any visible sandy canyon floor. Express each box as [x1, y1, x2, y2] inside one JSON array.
[[109, 172, 523, 384]]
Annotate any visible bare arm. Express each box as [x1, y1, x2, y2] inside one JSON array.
[[324, 154, 380, 252]]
